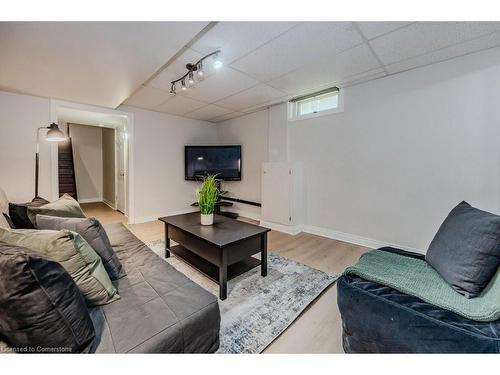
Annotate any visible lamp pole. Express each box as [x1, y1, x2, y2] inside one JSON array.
[[35, 127, 44, 199], [34, 123, 66, 201]]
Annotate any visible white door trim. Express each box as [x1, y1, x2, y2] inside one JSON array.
[[49, 99, 135, 223]]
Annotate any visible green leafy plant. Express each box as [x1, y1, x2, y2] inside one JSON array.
[[196, 175, 219, 215]]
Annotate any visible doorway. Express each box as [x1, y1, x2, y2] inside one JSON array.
[[50, 100, 134, 222]]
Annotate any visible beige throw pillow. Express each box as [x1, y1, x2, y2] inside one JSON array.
[[0, 227, 119, 306], [27, 194, 86, 226], [0, 187, 10, 228]]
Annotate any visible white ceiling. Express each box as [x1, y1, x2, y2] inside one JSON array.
[[127, 21, 500, 122], [0, 22, 208, 107], [2, 22, 500, 122]]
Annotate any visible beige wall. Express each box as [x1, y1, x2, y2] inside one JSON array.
[[119, 106, 218, 222], [0, 90, 52, 203], [218, 46, 500, 251], [216, 110, 269, 219], [102, 127, 115, 207], [69, 123, 103, 202]]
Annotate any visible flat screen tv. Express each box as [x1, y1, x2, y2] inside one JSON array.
[[185, 145, 241, 181]]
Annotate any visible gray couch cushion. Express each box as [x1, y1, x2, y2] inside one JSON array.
[[36, 215, 125, 280], [0, 242, 95, 353], [426, 201, 500, 298], [89, 223, 220, 353], [0, 227, 119, 306]]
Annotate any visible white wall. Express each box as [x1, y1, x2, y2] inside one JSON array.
[[291, 47, 500, 251], [120, 106, 218, 222], [0, 91, 52, 203], [218, 46, 500, 251], [69, 123, 103, 202], [0, 90, 219, 223], [216, 110, 269, 219]]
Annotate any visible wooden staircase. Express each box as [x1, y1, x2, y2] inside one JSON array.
[[58, 138, 78, 199]]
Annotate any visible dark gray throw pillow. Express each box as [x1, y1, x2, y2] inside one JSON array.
[[0, 242, 95, 353], [8, 197, 50, 229], [36, 215, 125, 280], [426, 201, 500, 298]]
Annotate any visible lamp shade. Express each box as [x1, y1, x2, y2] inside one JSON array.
[[45, 123, 65, 142]]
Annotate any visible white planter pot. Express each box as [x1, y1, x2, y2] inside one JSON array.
[[200, 213, 214, 226]]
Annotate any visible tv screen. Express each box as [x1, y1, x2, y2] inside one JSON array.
[[185, 145, 241, 181]]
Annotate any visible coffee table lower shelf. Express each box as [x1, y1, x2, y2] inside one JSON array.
[[169, 244, 261, 284]]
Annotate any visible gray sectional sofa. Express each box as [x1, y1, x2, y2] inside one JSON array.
[[0, 186, 220, 353], [89, 223, 220, 353]]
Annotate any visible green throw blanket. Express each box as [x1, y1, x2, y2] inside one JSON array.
[[345, 250, 500, 322]]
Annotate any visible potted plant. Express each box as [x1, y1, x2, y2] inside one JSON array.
[[196, 175, 219, 225]]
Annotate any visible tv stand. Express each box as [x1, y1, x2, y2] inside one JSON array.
[[220, 211, 238, 219]]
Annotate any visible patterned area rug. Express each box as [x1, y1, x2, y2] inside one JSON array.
[[146, 239, 338, 353]]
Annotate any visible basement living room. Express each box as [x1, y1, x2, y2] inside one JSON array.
[[1, 2, 500, 372]]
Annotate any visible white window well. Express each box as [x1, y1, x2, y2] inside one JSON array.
[[288, 87, 342, 121]]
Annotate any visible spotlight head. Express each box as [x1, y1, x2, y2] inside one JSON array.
[[188, 71, 195, 85], [170, 83, 176, 94], [197, 62, 204, 77], [213, 52, 223, 69], [181, 79, 187, 91]]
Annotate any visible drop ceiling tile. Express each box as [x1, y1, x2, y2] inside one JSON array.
[[211, 112, 246, 123], [338, 68, 387, 87], [154, 95, 207, 116], [240, 97, 288, 114], [146, 69, 179, 91], [370, 22, 500, 65], [191, 22, 298, 64], [185, 104, 233, 121], [214, 83, 287, 111], [179, 67, 259, 103], [231, 22, 364, 82], [268, 43, 381, 94], [355, 22, 413, 40], [123, 86, 171, 109], [385, 31, 500, 74]]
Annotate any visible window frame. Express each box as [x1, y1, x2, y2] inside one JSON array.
[[287, 88, 343, 121]]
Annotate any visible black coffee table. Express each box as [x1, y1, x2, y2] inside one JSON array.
[[158, 213, 270, 300]]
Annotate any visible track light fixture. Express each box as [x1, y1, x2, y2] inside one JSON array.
[[197, 62, 204, 77], [170, 50, 221, 94], [188, 71, 195, 85]]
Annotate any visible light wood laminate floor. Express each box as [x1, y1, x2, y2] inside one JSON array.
[[82, 202, 369, 353]]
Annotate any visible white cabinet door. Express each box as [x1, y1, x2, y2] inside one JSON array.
[[261, 162, 292, 225]]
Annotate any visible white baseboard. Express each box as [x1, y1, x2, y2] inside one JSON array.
[[302, 224, 426, 254], [131, 208, 198, 224], [133, 206, 425, 255], [102, 198, 116, 210], [259, 221, 303, 235], [78, 197, 103, 204]]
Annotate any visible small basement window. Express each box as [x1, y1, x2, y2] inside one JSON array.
[[288, 87, 342, 121]]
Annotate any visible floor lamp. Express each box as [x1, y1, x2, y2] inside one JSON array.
[[34, 123, 65, 200]]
